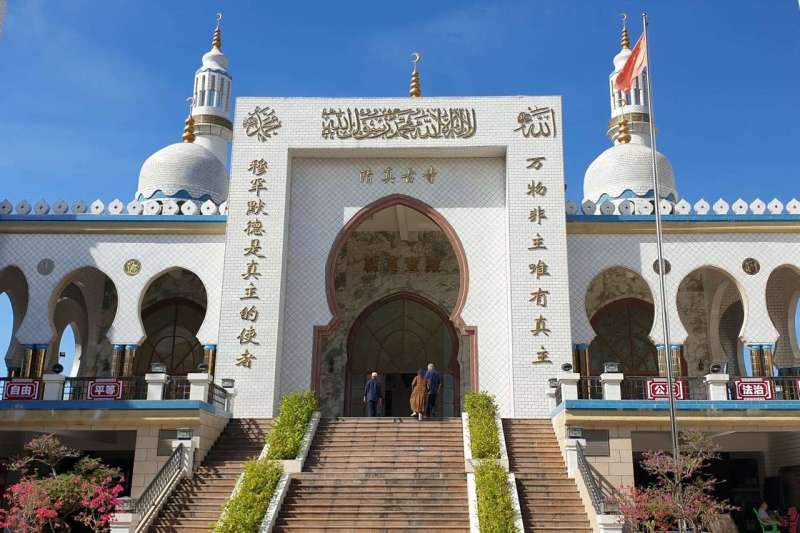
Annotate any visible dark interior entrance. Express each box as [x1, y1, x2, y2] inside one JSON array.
[[346, 292, 459, 417]]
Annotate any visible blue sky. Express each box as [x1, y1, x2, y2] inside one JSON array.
[[0, 1, 798, 376]]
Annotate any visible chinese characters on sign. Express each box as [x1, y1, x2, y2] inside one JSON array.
[[734, 378, 773, 400], [87, 379, 124, 400], [2, 379, 40, 400], [514, 107, 557, 139], [322, 108, 477, 140], [234, 159, 272, 369], [243, 107, 282, 142], [359, 166, 438, 185], [645, 378, 686, 400]]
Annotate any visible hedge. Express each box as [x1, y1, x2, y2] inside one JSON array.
[[212, 458, 282, 533], [464, 391, 500, 459], [474, 460, 518, 533], [265, 390, 318, 460]]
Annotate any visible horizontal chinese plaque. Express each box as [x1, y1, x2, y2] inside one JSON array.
[[3, 379, 40, 400], [646, 378, 685, 400], [87, 379, 124, 400], [734, 378, 773, 400]]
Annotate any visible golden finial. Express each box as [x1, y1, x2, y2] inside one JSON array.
[[212, 12, 223, 49], [620, 13, 630, 50], [409, 52, 422, 98], [615, 115, 631, 144], [182, 97, 196, 143]]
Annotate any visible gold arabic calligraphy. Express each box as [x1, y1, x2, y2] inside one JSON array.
[[321, 107, 477, 140]]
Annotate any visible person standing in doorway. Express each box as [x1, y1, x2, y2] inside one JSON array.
[[424, 363, 441, 418], [410, 368, 427, 421], [363, 372, 382, 417]]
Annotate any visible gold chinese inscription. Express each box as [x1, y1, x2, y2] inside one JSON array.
[[364, 255, 443, 274], [533, 346, 551, 364], [322, 107, 477, 140], [243, 107, 282, 142], [531, 315, 551, 337], [526, 157, 546, 170], [514, 106, 556, 138], [360, 166, 438, 185], [236, 350, 257, 368]]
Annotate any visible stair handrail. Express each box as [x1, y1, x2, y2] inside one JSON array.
[[133, 442, 188, 533], [575, 440, 606, 515]]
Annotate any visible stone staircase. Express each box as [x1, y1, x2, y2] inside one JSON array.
[[503, 418, 592, 532], [273, 417, 470, 531], [149, 418, 271, 532]]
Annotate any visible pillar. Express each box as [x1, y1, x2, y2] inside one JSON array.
[[748, 344, 774, 377], [34, 344, 48, 378], [187, 372, 213, 402], [657, 344, 685, 377], [558, 372, 580, 401], [203, 344, 217, 375], [111, 344, 126, 377], [122, 344, 138, 377], [564, 437, 585, 478], [574, 343, 590, 375], [704, 373, 730, 401], [42, 373, 66, 400], [600, 372, 624, 400], [22, 344, 35, 377], [145, 373, 168, 400]]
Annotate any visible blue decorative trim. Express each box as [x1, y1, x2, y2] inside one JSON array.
[[574, 343, 590, 350], [562, 399, 800, 411], [202, 344, 217, 350], [0, 215, 226, 223], [567, 214, 800, 223], [0, 399, 229, 416], [125, 344, 139, 350], [34, 344, 48, 349], [112, 344, 126, 350], [595, 190, 677, 203], [137, 190, 214, 202]]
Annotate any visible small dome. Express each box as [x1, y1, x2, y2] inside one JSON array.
[[583, 143, 676, 203], [201, 47, 229, 71], [137, 143, 228, 203]]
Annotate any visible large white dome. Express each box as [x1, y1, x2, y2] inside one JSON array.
[[137, 142, 228, 203], [583, 143, 676, 203]]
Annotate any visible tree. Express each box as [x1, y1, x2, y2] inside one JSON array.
[[613, 431, 737, 532], [0, 434, 125, 532]]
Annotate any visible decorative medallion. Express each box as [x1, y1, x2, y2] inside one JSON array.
[[124, 259, 142, 276], [742, 257, 760, 275], [321, 107, 476, 140], [37, 258, 54, 276], [652, 259, 671, 275], [242, 106, 282, 142]]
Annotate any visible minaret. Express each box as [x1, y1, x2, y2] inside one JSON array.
[[191, 13, 232, 166], [607, 14, 652, 146]]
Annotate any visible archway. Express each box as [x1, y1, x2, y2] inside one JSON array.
[[0, 266, 28, 376], [584, 267, 659, 376], [138, 268, 207, 376], [312, 195, 475, 417], [346, 292, 460, 416], [676, 267, 744, 376], [766, 265, 800, 371], [49, 267, 117, 377]]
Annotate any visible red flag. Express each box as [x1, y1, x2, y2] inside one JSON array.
[[614, 33, 647, 92]]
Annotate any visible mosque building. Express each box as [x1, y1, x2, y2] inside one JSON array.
[[0, 15, 798, 532]]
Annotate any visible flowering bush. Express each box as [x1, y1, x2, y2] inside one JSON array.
[[0, 434, 125, 532], [612, 431, 736, 532]]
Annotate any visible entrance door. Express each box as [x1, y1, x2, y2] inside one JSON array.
[[346, 293, 459, 417]]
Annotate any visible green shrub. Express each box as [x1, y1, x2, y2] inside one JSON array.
[[265, 390, 318, 460], [212, 458, 282, 533], [464, 391, 500, 459], [474, 460, 518, 533]]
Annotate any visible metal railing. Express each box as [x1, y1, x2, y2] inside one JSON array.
[[620, 376, 707, 400], [62, 376, 147, 400], [576, 441, 607, 515], [208, 383, 228, 410], [163, 376, 190, 400], [134, 442, 187, 532], [770, 377, 800, 400], [579, 376, 603, 399]]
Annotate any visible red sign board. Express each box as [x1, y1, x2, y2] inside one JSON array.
[[646, 378, 685, 400], [3, 379, 40, 400], [734, 378, 773, 400], [87, 379, 124, 400]]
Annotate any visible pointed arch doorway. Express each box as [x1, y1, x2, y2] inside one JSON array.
[[346, 292, 460, 417]]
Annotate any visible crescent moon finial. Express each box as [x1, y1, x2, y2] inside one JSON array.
[[216, 12, 223, 28], [411, 52, 421, 73]]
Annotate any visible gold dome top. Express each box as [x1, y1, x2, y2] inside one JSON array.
[[615, 116, 631, 144], [212, 12, 222, 50], [409, 52, 422, 97], [620, 13, 630, 50], [182, 97, 196, 143]]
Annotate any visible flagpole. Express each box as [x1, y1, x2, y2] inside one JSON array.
[[641, 11, 682, 489]]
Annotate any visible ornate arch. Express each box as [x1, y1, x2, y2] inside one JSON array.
[[311, 194, 477, 396]]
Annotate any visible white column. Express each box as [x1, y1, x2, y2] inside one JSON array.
[[705, 373, 730, 401], [41, 374, 66, 400], [109, 511, 135, 533], [145, 374, 168, 400], [600, 372, 624, 401], [545, 387, 557, 411], [171, 439, 197, 478], [564, 437, 585, 478], [558, 372, 581, 401], [187, 372, 213, 402], [596, 513, 625, 532]]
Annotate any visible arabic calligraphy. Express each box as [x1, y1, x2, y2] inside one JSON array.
[[321, 107, 477, 140], [243, 106, 282, 142], [514, 106, 556, 139]]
